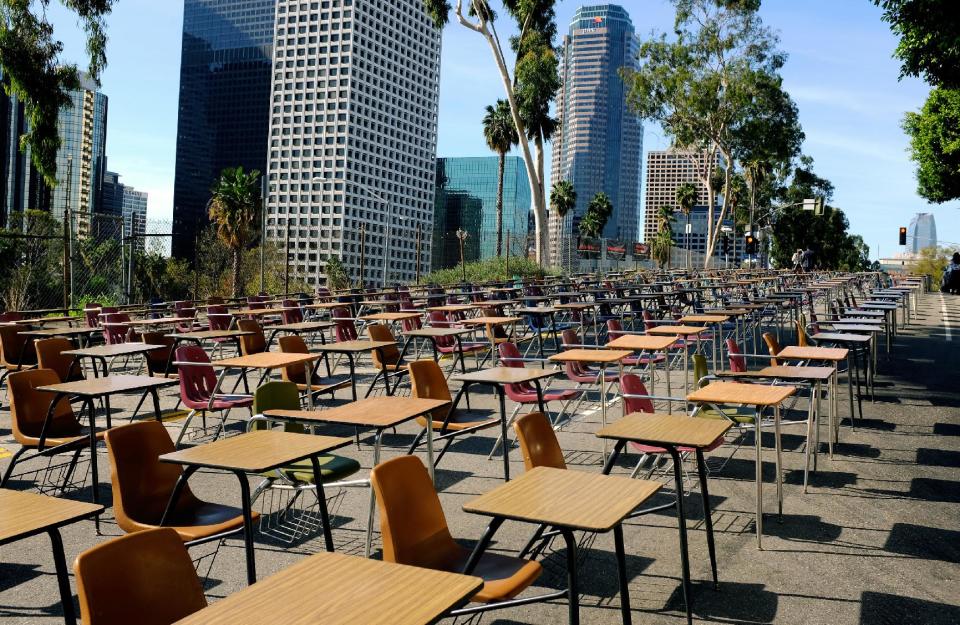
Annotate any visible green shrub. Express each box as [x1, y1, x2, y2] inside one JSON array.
[[421, 257, 558, 286]]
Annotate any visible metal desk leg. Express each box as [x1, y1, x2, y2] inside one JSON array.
[[48, 529, 76, 625], [775, 404, 783, 518], [497, 387, 511, 481], [365, 430, 383, 558], [803, 383, 814, 493], [310, 456, 335, 552], [561, 528, 580, 625], [667, 447, 693, 625], [696, 449, 719, 589], [755, 406, 763, 550], [614, 524, 632, 625], [234, 470, 257, 584]]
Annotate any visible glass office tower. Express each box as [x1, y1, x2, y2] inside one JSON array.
[[549, 4, 642, 266], [433, 157, 531, 269], [172, 0, 276, 260], [908, 212, 937, 254]]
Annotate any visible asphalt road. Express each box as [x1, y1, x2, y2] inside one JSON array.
[[1, 292, 958, 624]]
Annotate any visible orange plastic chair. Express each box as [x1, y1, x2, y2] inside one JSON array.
[[104, 421, 251, 543], [237, 319, 266, 356], [513, 411, 567, 471], [74, 527, 207, 625], [0, 368, 101, 490], [406, 359, 498, 466], [0, 324, 37, 386], [371, 455, 541, 604], [35, 337, 84, 382], [762, 332, 782, 366], [278, 334, 349, 398], [366, 323, 408, 395]]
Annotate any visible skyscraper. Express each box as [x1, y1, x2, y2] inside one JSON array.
[[265, 0, 441, 287], [643, 149, 724, 257], [172, 0, 276, 260], [549, 4, 643, 267], [102, 170, 148, 252], [433, 156, 531, 269], [908, 212, 937, 254], [1, 72, 107, 231]]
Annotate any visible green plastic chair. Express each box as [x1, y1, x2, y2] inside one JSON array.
[[691, 354, 757, 425], [250, 382, 361, 485]]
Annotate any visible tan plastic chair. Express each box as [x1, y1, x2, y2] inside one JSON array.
[[762, 332, 782, 366], [513, 411, 567, 471], [237, 318, 266, 356], [366, 323, 408, 394], [35, 337, 84, 382], [0, 368, 101, 489], [406, 359, 498, 466], [74, 527, 207, 625], [277, 334, 349, 397], [371, 455, 541, 603], [104, 421, 252, 542]]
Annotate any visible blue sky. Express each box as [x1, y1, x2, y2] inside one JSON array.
[[44, 0, 960, 259]]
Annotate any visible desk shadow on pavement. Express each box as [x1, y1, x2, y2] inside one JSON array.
[[916, 448, 960, 468], [860, 591, 960, 625], [932, 422, 960, 436], [883, 523, 960, 563], [762, 513, 843, 543], [667, 580, 778, 623], [783, 469, 858, 489]]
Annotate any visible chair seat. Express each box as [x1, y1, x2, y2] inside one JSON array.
[[623, 354, 667, 366], [630, 433, 724, 454], [436, 342, 487, 354], [567, 369, 619, 384], [448, 544, 542, 603], [697, 406, 756, 424], [416, 411, 499, 432], [269, 453, 362, 484], [182, 395, 253, 411], [129, 503, 256, 542], [295, 377, 352, 394], [17, 428, 106, 449]]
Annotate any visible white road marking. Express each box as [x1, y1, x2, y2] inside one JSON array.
[[941, 293, 953, 341]]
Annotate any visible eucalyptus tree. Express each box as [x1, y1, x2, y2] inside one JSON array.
[[625, 0, 793, 266], [0, 0, 115, 185], [424, 0, 560, 266]]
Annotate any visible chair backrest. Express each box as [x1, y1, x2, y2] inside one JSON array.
[[104, 421, 200, 532], [620, 373, 654, 414], [247, 295, 266, 310], [174, 345, 217, 404], [513, 411, 566, 470], [84, 303, 102, 328], [102, 313, 131, 345], [561, 328, 579, 349], [251, 381, 305, 433], [809, 312, 821, 335], [606, 319, 624, 340], [281, 299, 303, 324], [7, 368, 77, 445], [497, 341, 524, 368], [74, 527, 207, 625], [207, 305, 232, 331], [762, 332, 781, 366], [692, 353, 709, 388], [370, 455, 459, 570], [141, 332, 175, 375], [408, 359, 452, 423], [367, 324, 400, 368], [400, 313, 422, 332], [0, 311, 22, 322], [795, 319, 809, 347], [237, 319, 266, 355], [0, 324, 36, 367], [35, 337, 83, 382], [331, 306, 357, 341], [642, 310, 656, 331], [725, 339, 746, 372], [206, 296, 225, 306], [278, 335, 311, 385]]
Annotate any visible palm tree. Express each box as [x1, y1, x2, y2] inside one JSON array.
[[550, 179, 576, 272], [207, 167, 261, 297], [585, 192, 613, 237], [652, 205, 676, 269], [675, 182, 698, 269], [482, 99, 519, 256]]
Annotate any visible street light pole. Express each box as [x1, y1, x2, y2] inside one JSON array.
[[415, 223, 422, 286], [259, 174, 267, 294], [456, 228, 469, 284]]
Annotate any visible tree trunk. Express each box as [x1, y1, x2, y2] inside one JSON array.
[[496, 153, 505, 256], [532, 136, 549, 267], [232, 248, 242, 298], [705, 161, 733, 265]]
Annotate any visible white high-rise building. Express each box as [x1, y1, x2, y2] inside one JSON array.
[[265, 0, 441, 287]]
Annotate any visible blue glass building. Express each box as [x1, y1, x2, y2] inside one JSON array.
[[908, 212, 937, 254], [433, 157, 531, 269], [172, 0, 275, 260], [549, 5, 642, 265]]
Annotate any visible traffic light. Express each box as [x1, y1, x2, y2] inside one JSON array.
[[745, 234, 756, 254], [899, 227, 907, 246], [721, 235, 731, 255]]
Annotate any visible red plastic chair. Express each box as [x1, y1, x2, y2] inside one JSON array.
[[426, 310, 487, 369], [726, 339, 747, 372], [495, 342, 580, 435], [605, 320, 667, 367], [331, 306, 357, 342], [173, 345, 252, 447], [559, 329, 617, 384], [102, 313, 133, 345], [621, 373, 723, 455], [281, 299, 303, 324]]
